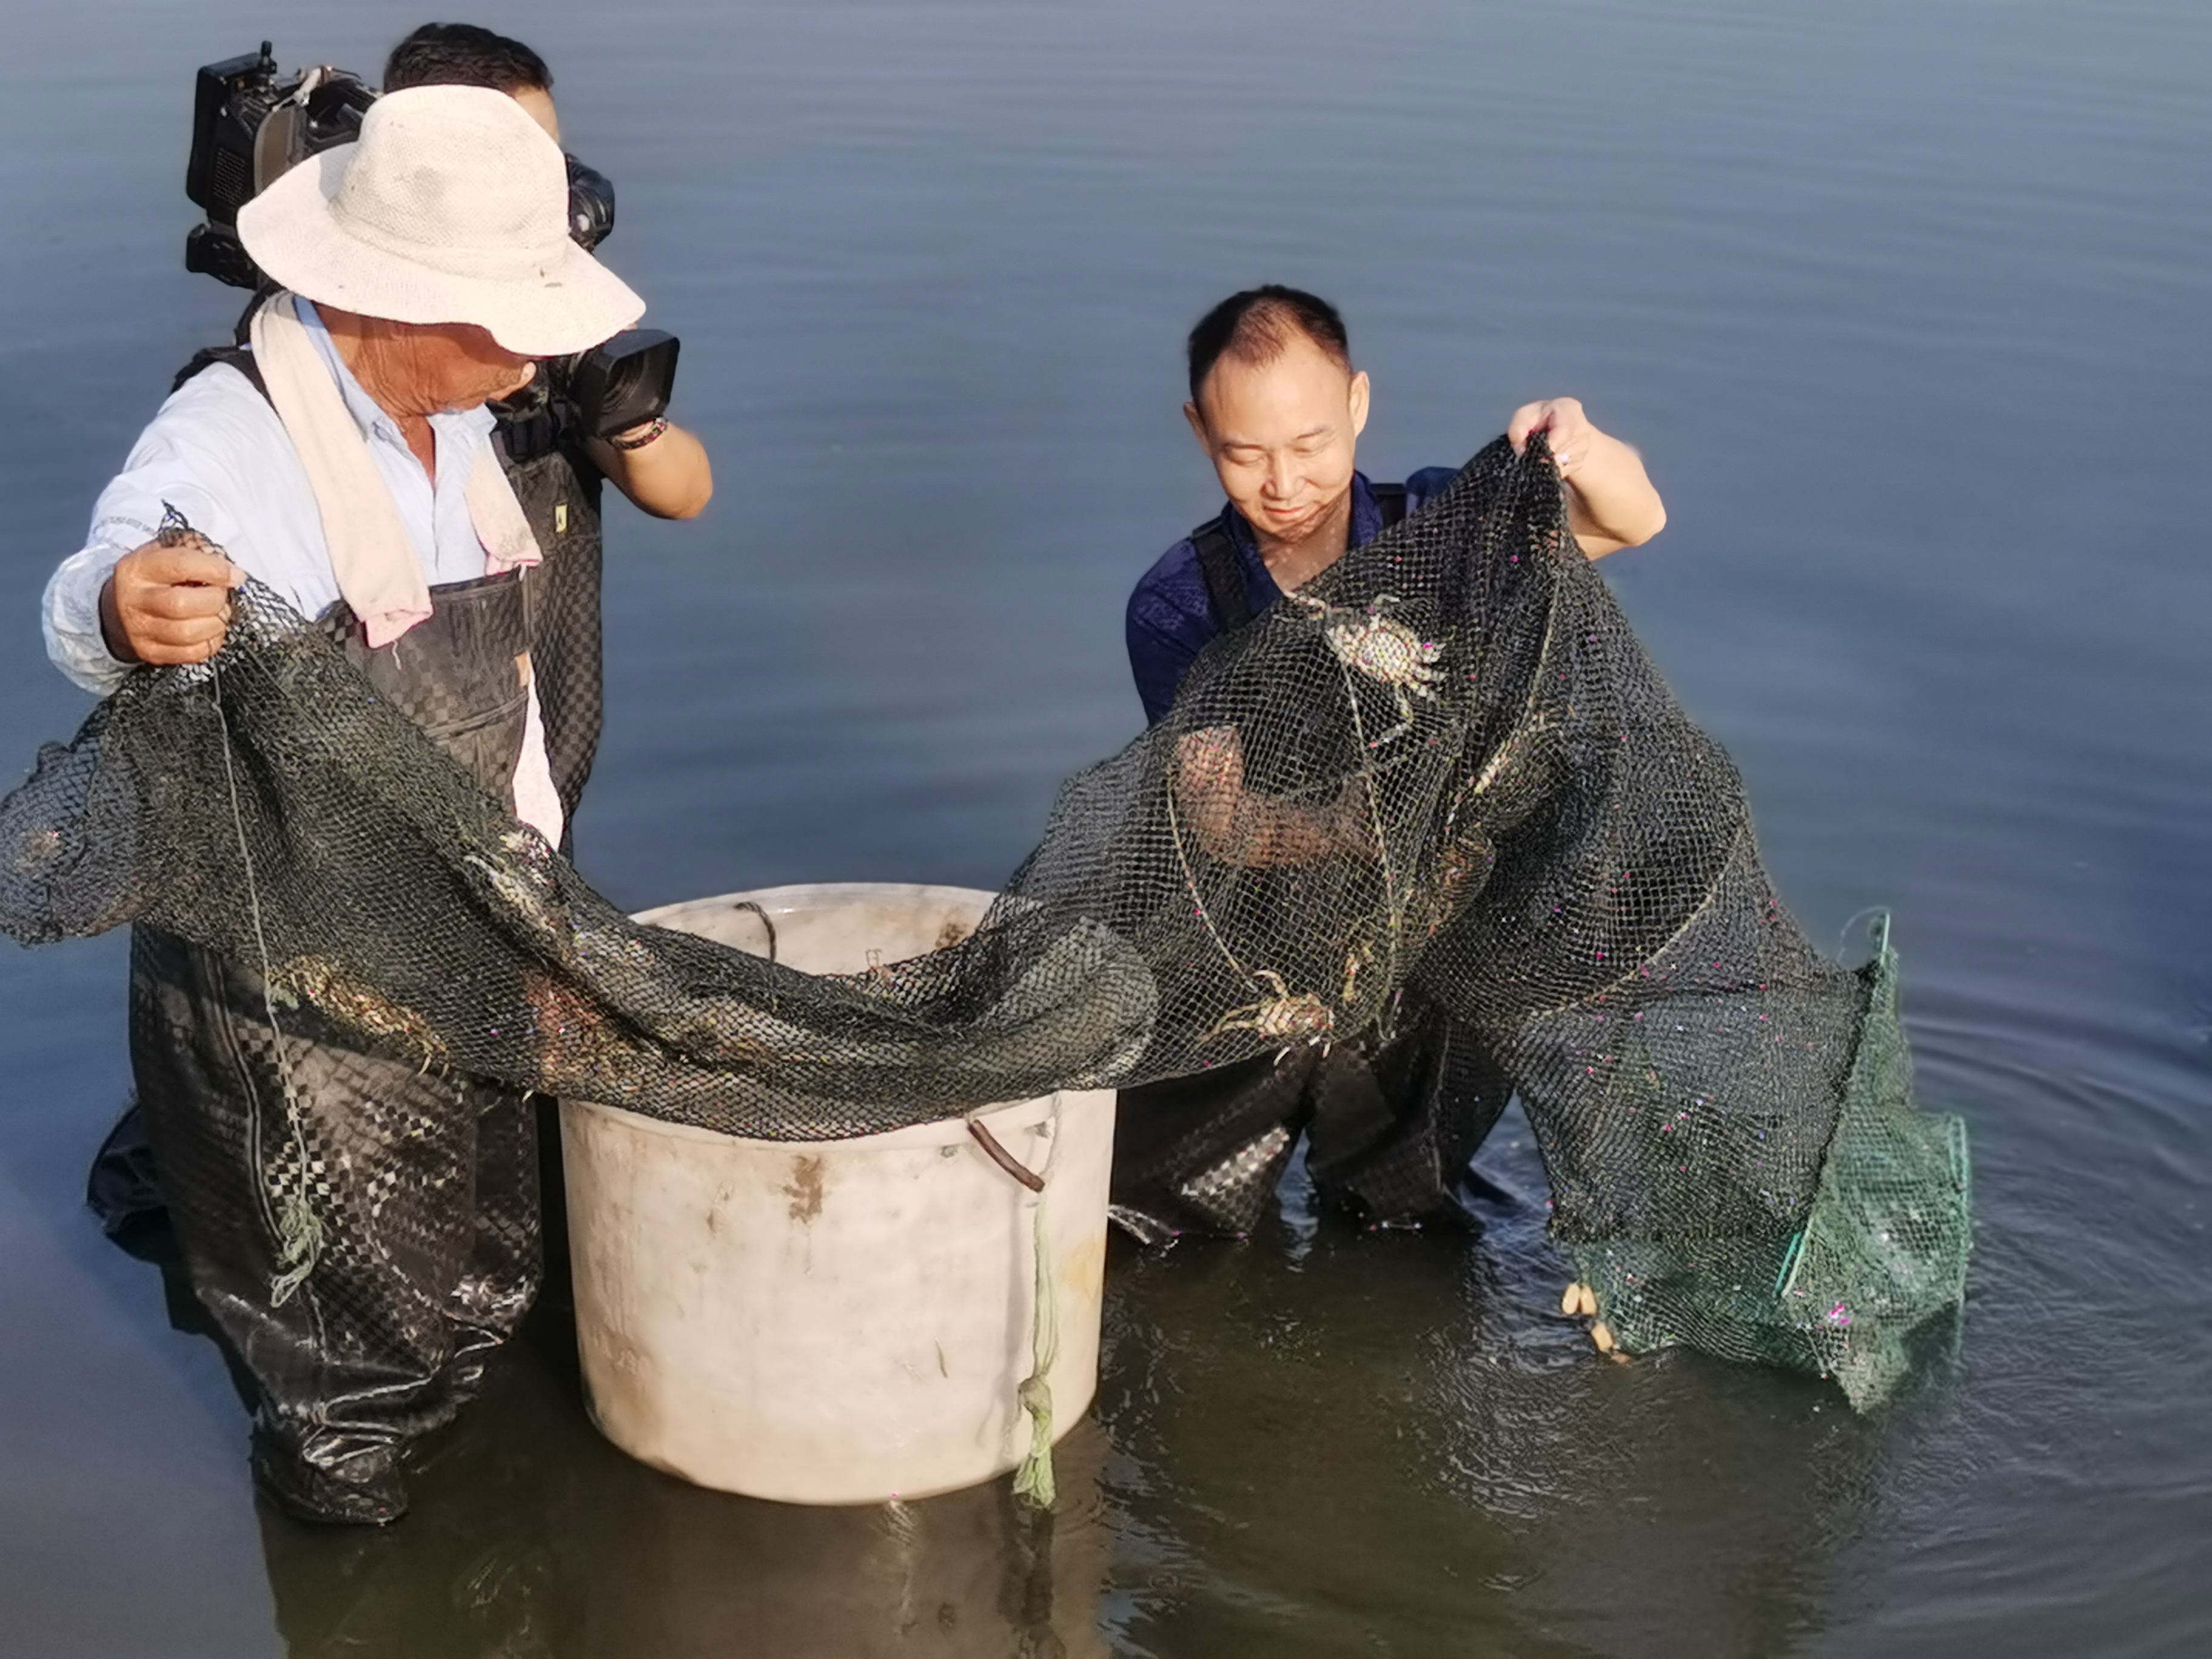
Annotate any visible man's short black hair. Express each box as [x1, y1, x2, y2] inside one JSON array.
[[383, 23, 553, 95], [1186, 285, 1352, 403]]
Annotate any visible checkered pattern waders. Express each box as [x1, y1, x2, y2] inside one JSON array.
[[130, 569, 543, 1484]]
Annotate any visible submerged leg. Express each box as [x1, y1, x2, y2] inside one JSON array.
[[130, 925, 538, 1525], [1308, 998, 1512, 1228], [1110, 1050, 1322, 1240], [443, 1080, 543, 1402]]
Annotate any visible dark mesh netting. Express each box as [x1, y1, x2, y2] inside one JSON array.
[[0, 437, 1968, 1407]]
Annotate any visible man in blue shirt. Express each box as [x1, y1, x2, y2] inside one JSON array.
[[1128, 286, 1663, 723], [1113, 285, 1667, 1239]]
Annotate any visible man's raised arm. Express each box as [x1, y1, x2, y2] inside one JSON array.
[[1507, 397, 1666, 558]]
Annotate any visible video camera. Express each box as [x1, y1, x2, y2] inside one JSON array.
[[183, 42, 679, 446]]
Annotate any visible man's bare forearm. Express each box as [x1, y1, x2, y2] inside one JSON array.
[[1175, 728, 1373, 867], [1506, 398, 1666, 558], [587, 420, 714, 519]]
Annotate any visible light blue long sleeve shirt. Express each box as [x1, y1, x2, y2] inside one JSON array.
[[42, 300, 561, 840], [44, 299, 500, 695]]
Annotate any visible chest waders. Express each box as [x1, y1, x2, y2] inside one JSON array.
[[489, 429, 608, 1299], [1110, 483, 1515, 1240], [498, 431, 607, 840], [126, 349, 549, 1522]]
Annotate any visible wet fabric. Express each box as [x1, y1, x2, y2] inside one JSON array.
[[0, 435, 1970, 1406], [84, 1099, 167, 1255], [318, 571, 535, 804], [1112, 985, 1512, 1240], [131, 925, 539, 1458]]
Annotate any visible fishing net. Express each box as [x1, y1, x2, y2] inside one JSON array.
[[0, 436, 1967, 1407]]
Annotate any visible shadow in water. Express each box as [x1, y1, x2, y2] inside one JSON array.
[[255, 1308, 1113, 1658], [247, 1138, 1915, 1658], [1090, 1156, 1897, 1659]]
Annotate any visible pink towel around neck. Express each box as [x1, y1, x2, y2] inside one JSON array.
[[247, 293, 542, 648]]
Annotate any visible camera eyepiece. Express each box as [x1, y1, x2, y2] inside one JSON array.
[[564, 156, 617, 252]]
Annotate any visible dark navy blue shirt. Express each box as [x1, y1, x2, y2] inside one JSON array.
[[1124, 467, 1460, 725]]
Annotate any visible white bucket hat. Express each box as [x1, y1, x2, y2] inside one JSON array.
[[236, 84, 645, 357]]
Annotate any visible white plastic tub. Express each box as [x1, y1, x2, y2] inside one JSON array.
[[560, 882, 1117, 1505]]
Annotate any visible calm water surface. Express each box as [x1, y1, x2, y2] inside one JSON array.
[[1, 1, 2207, 1654]]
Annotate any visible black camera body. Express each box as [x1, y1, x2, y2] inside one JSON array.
[[498, 329, 682, 458], [184, 45, 379, 290], [183, 42, 673, 442]]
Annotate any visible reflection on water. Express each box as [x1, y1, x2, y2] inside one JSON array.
[[258, 1312, 1114, 1658], [244, 1124, 1905, 1657], [1091, 1136, 1903, 1659]]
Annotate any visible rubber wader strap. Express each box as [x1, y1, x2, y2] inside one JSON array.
[[1194, 483, 1408, 637], [172, 345, 269, 400], [1192, 521, 1253, 634]]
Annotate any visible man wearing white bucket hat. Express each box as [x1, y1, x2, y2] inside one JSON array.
[[41, 85, 650, 1525], [378, 22, 714, 839]]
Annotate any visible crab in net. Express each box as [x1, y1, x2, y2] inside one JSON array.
[[1202, 942, 1376, 1061], [1204, 969, 1335, 1054], [1292, 591, 1446, 748]]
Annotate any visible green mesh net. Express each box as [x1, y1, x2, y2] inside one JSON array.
[[1567, 918, 1971, 1406], [0, 436, 1969, 1407]]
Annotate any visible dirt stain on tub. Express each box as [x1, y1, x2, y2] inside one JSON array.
[[785, 1155, 826, 1223]]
